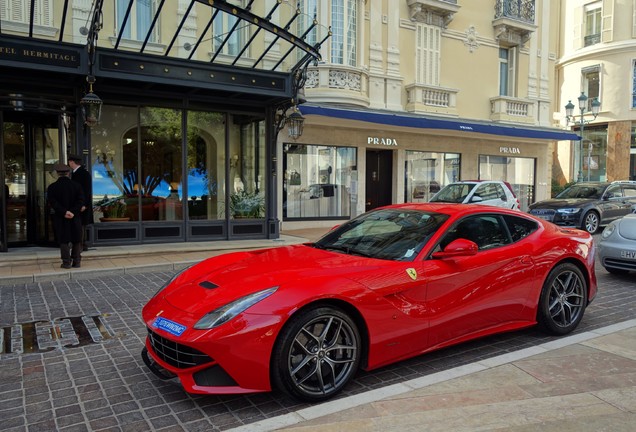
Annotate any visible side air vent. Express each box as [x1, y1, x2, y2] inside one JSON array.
[[199, 281, 218, 289]]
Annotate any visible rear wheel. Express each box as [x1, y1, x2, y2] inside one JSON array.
[[271, 306, 361, 402], [537, 263, 587, 335], [582, 211, 600, 234]]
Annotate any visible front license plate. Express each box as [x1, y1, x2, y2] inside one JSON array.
[[153, 317, 187, 337], [620, 250, 636, 260]]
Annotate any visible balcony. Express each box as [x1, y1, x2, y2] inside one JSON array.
[[490, 96, 536, 124], [407, 0, 460, 27], [492, 0, 537, 46], [405, 83, 458, 116], [303, 64, 369, 107]]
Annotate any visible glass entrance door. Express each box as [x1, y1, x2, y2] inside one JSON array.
[[2, 113, 61, 247]]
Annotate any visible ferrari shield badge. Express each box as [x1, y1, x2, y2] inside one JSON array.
[[406, 268, 417, 280]]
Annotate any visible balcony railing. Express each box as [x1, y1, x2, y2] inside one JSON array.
[[495, 0, 535, 24], [584, 34, 601, 47], [304, 65, 369, 107], [405, 83, 458, 116], [490, 96, 535, 124]]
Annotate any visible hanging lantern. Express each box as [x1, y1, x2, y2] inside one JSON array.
[[286, 106, 305, 140], [80, 75, 102, 127]]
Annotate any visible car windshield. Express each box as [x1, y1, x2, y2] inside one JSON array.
[[429, 183, 476, 203], [313, 209, 449, 261], [556, 184, 603, 199]]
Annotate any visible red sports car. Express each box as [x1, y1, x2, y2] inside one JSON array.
[[141, 204, 597, 402]]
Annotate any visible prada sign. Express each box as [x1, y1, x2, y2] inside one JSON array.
[[0, 40, 80, 68]]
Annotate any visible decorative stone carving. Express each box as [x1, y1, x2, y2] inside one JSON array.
[[464, 25, 479, 52]]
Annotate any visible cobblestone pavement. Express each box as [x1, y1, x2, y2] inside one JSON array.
[[0, 258, 635, 432]]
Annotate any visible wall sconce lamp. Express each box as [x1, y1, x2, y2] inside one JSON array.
[[80, 75, 103, 127]]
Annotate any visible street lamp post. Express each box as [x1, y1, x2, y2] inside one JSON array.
[[565, 92, 600, 182]]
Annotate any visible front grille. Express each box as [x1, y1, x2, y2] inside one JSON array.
[[147, 328, 213, 369], [603, 258, 636, 271], [530, 209, 555, 222]]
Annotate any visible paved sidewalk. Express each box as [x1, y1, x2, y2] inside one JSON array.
[[241, 320, 636, 432], [0, 228, 329, 284]]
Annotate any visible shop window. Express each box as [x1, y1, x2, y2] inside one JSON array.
[[415, 23, 441, 86], [478, 155, 534, 211], [331, 0, 357, 66], [584, 3, 601, 47], [283, 144, 356, 219], [577, 124, 608, 182], [116, 0, 158, 42], [229, 117, 266, 219], [405, 152, 460, 203], [499, 47, 517, 97], [632, 60, 636, 108], [187, 111, 226, 220]]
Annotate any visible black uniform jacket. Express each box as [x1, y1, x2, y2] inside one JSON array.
[[71, 165, 94, 225], [47, 177, 85, 243]]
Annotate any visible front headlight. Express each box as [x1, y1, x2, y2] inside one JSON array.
[[556, 208, 582, 214], [601, 222, 616, 239], [194, 286, 278, 330]]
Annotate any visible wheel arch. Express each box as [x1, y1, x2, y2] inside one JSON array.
[[269, 298, 371, 379], [551, 257, 593, 302]]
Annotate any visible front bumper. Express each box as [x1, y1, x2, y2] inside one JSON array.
[[598, 239, 636, 272], [529, 209, 581, 228]]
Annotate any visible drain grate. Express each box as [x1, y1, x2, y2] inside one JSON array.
[[1, 314, 115, 355]]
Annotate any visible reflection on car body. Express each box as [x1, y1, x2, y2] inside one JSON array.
[[529, 181, 636, 234]]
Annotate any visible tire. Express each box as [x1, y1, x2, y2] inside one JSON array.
[[271, 306, 361, 402], [537, 263, 588, 335], [582, 211, 600, 234]]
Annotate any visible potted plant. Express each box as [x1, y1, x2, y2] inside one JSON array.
[[229, 189, 265, 218], [97, 196, 129, 222]]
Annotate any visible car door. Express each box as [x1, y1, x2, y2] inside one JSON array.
[[422, 214, 536, 349], [601, 184, 631, 222], [470, 183, 507, 208]]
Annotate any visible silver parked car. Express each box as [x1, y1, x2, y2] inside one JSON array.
[[598, 213, 636, 274]]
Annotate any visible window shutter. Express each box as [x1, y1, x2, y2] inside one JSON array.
[[601, 0, 614, 42], [11, 0, 25, 23]]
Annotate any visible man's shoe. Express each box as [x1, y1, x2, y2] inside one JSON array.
[[61, 263, 72, 269], [72, 262, 81, 268]]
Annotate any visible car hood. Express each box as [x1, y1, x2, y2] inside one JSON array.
[[529, 198, 592, 210], [619, 214, 636, 240], [161, 244, 385, 315]]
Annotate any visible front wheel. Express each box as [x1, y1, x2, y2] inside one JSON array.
[[271, 306, 361, 402], [537, 263, 588, 335], [582, 211, 600, 234]]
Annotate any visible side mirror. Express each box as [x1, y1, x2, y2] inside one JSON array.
[[470, 195, 483, 203], [432, 238, 478, 259]]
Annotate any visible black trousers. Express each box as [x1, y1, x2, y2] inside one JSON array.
[[60, 242, 82, 265]]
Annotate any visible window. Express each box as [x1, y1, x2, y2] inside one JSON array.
[[331, 0, 357, 66], [405, 151, 460, 202], [584, 3, 602, 46], [502, 215, 538, 242], [116, 0, 157, 42], [439, 215, 511, 251], [474, 183, 506, 201], [416, 23, 441, 85], [1, 0, 54, 30], [283, 144, 356, 219], [213, 9, 245, 56], [499, 48, 517, 96], [479, 155, 535, 211], [582, 67, 600, 110]]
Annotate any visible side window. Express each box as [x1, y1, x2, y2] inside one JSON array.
[[474, 184, 500, 201], [439, 215, 510, 251], [605, 185, 623, 199], [621, 185, 636, 197], [503, 215, 539, 242], [494, 184, 506, 200]]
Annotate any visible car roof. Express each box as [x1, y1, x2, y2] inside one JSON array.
[[382, 202, 524, 217]]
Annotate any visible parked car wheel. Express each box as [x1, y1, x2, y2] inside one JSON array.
[[271, 306, 361, 402], [582, 210, 600, 234], [537, 263, 588, 335]]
